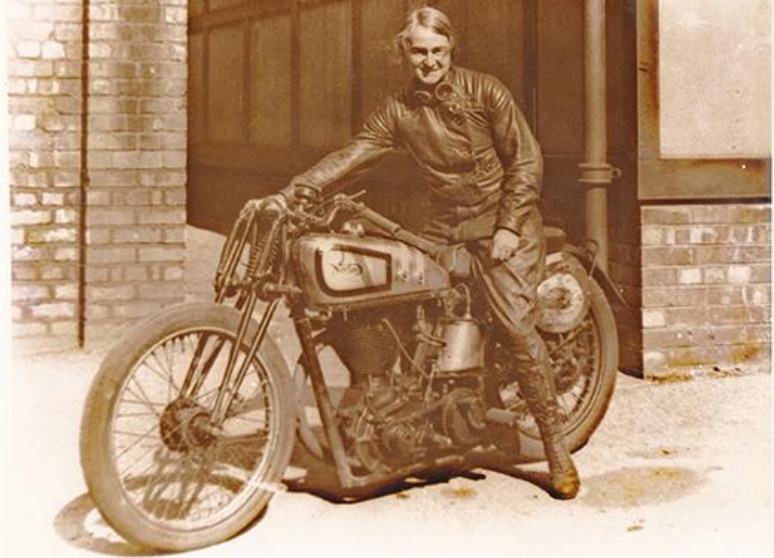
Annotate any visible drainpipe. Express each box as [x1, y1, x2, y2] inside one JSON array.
[[78, 0, 90, 346], [579, 0, 618, 273]]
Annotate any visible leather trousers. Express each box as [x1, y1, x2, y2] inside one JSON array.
[[470, 210, 580, 499]]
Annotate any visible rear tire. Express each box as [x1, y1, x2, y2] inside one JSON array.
[[493, 267, 618, 461], [80, 302, 295, 551]]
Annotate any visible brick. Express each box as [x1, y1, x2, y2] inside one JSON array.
[[164, 266, 184, 281], [641, 207, 691, 225], [28, 151, 54, 168], [641, 246, 694, 266], [138, 132, 187, 151], [139, 151, 164, 169], [703, 268, 727, 284], [640, 227, 663, 246], [15, 41, 42, 59], [10, 228, 26, 245], [26, 227, 77, 244], [54, 284, 79, 300], [31, 302, 76, 320], [139, 171, 186, 187], [54, 247, 78, 261], [40, 266, 66, 280], [138, 246, 186, 262], [54, 22, 82, 42], [642, 310, 666, 329], [40, 192, 65, 207], [55, 209, 78, 224], [677, 268, 702, 285], [41, 41, 66, 59], [87, 208, 135, 226], [112, 302, 166, 320], [13, 284, 50, 301], [124, 266, 151, 281], [13, 193, 38, 207], [12, 210, 52, 226], [742, 285, 771, 305], [112, 227, 162, 244], [12, 322, 49, 337], [138, 282, 185, 299], [709, 305, 770, 326], [52, 171, 81, 188], [84, 304, 111, 321], [86, 190, 112, 206], [123, 189, 152, 205], [163, 151, 186, 168], [15, 21, 55, 42], [86, 246, 136, 264], [87, 285, 136, 301], [751, 264, 771, 284], [727, 265, 753, 285], [138, 208, 186, 225], [163, 226, 186, 243], [688, 226, 720, 245], [12, 114, 36, 131], [12, 264, 39, 281], [642, 286, 707, 308], [50, 322, 78, 337], [8, 78, 26, 94]]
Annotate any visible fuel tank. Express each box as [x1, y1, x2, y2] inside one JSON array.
[[293, 234, 451, 310]]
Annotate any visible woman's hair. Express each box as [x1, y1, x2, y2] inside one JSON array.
[[394, 6, 456, 57]]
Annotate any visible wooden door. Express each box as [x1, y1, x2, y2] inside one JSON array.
[[187, 0, 635, 237]]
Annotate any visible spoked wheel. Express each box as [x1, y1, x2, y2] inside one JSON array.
[[492, 259, 618, 462], [80, 302, 295, 551]]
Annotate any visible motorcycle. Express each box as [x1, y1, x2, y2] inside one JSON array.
[[80, 190, 619, 551]]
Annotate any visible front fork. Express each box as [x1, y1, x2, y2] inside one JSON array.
[[177, 293, 281, 428]]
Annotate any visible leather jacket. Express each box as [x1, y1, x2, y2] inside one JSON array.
[[288, 67, 543, 242]]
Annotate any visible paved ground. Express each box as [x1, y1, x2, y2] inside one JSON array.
[[2, 227, 772, 558]]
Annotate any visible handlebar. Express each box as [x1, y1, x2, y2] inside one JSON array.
[[247, 191, 445, 258]]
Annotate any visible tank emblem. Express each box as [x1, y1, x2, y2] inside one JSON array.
[[331, 262, 364, 276]]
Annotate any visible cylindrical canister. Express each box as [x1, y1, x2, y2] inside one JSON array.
[[436, 318, 484, 373]]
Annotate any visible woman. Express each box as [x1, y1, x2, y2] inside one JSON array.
[[282, 6, 579, 500]]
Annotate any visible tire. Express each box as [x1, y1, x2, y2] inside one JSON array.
[[80, 302, 295, 551], [494, 270, 619, 462]]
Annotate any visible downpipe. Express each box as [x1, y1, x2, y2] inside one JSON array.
[[579, 0, 620, 274]]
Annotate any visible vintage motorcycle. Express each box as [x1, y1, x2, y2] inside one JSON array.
[[80, 190, 619, 551]]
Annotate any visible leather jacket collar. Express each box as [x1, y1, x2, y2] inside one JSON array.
[[407, 68, 465, 123]]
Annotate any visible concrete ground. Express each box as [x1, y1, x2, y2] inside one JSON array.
[[2, 227, 772, 558]]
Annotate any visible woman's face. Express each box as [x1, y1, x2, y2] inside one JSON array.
[[404, 25, 452, 86]]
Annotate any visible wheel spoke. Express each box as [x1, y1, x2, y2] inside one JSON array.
[[106, 324, 280, 532]]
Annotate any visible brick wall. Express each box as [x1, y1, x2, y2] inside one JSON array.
[[8, 0, 188, 352], [8, 0, 84, 350], [640, 203, 771, 378]]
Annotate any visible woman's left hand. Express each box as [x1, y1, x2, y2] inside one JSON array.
[[490, 228, 521, 262]]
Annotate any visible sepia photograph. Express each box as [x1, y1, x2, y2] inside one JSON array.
[[3, 0, 772, 557]]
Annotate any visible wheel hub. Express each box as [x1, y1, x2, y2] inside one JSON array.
[[159, 399, 216, 452]]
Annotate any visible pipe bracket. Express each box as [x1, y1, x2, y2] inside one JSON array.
[[578, 162, 621, 185]]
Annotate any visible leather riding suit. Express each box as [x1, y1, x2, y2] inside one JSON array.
[[286, 67, 578, 498]]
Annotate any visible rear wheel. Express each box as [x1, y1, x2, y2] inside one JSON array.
[[492, 260, 618, 461], [80, 303, 295, 551]]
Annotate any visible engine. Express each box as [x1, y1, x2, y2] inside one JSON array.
[[325, 300, 490, 473]]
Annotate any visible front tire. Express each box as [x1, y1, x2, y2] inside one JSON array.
[[80, 302, 295, 551]]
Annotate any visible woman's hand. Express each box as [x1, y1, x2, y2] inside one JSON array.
[[490, 228, 521, 262]]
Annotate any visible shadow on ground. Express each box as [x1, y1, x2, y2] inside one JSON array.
[[53, 437, 704, 555]]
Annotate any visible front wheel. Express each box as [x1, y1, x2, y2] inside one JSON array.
[[493, 260, 619, 462], [80, 302, 295, 551]]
